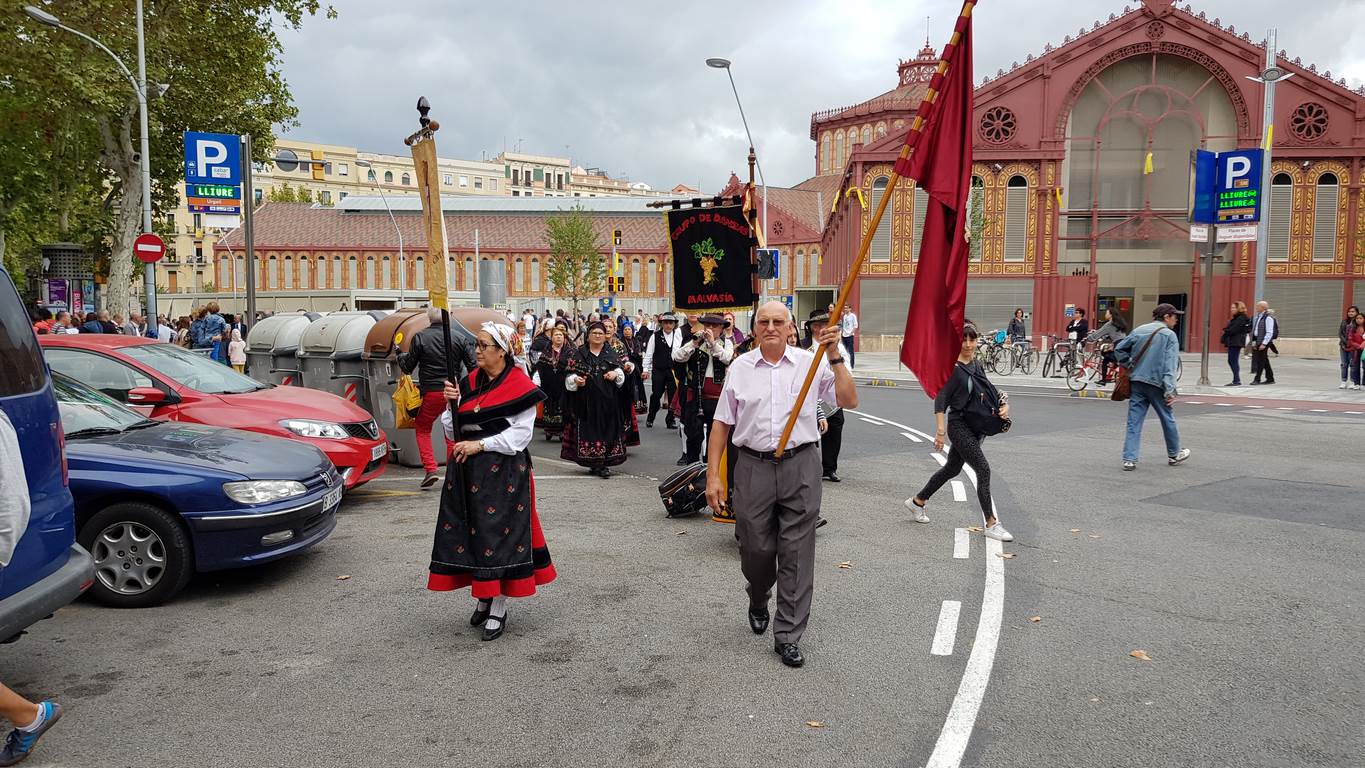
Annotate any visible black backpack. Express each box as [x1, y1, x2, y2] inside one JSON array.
[[959, 363, 1011, 436], [658, 462, 708, 517]]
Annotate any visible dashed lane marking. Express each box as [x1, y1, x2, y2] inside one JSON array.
[[931, 601, 963, 656], [953, 528, 970, 560], [951, 480, 967, 502], [1243, 405, 1264, 409], [857, 416, 884, 426], [900, 431, 924, 443], [1184, 400, 1204, 404], [1277, 407, 1296, 411], [1215, 403, 1234, 407], [931, 452, 948, 467], [1310, 409, 1329, 413]]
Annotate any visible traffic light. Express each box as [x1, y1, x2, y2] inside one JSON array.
[[607, 276, 625, 293], [613, 229, 622, 247], [311, 150, 325, 181]]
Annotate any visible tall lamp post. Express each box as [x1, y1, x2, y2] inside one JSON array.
[[1247, 29, 1293, 305], [25, 3, 160, 323], [706, 57, 768, 275], [355, 160, 406, 307]]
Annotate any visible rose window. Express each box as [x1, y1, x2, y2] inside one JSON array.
[[979, 106, 1017, 144], [1290, 102, 1329, 141]]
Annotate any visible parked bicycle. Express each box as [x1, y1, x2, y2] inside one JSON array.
[[1041, 335, 1079, 379]]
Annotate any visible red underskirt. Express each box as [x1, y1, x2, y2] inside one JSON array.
[[427, 562, 558, 598]]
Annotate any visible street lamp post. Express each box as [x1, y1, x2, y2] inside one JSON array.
[[25, 3, 159, 324], [706, 57, 768, 279], [1247, 29, 1293, 305], [356, 160, 406, 307]]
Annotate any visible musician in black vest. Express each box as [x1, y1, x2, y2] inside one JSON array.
[[673, 313, 736, 466], [643, 313, 683, 429]]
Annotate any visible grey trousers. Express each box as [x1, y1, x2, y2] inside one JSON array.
[[732, 446, 822, 645]]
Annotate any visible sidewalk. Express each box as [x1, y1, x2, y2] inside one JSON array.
[[849, 349, 1358, 403]]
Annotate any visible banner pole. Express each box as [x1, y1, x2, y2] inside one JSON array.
[[774, 0, 975, 455]]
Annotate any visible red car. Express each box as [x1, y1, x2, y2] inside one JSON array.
[[40, 335, 387, 489]]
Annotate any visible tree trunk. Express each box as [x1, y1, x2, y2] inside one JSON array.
[[99, 107, 142, 319]]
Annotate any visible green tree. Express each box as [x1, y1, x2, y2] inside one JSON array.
[[267, 182, 315, 203], [545, 204, 606, 311], [2, 1, 334, 315]]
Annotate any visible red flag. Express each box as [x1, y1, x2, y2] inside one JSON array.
[[897, 9, 974, 398]]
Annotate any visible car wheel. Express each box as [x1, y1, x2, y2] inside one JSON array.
[[78, 503, 193, 608]]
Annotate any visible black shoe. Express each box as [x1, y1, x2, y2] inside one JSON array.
[[1264, 379, 1275, 385], [421, 472, 439, 488], [666, 419, 678, 430], [748, 606, 769, 635], [1249, 380, 1262, 385], [676, 456, 690, 466], [469, 599, 491, 626], [822, 473, 840, 483], [482, 612, 507, 641], [598, 467, 612, 479], [1226, 381, 1241, 387], [775, 642, 804, 668], [646, 420, 655, 428], [816, 517, 828, 529]]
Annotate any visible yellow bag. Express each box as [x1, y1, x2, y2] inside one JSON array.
[[393, 374, 423, 429]]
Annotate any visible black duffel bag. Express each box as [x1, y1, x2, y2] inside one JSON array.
[[658, 462, 708, 518]]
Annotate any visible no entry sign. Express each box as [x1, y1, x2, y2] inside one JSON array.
[[134, 232, 167, 264]]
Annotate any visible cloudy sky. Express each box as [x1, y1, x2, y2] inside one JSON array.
[[275, 0, 1365, 191]]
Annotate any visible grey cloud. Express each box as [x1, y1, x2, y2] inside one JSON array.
[[277, 0, 1365, 191]]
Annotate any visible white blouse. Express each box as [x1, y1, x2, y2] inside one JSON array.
[[440, 405, 536, 455]]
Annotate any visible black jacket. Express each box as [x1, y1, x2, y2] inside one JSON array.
[[399, 325, 475, 393], [1341, 318, 1355, 350], [1222, 313, 1253, 349]]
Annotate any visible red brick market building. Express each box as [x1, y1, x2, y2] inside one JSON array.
[[815, 0, 1365, 352]]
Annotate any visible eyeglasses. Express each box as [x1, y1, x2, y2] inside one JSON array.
[[474, 341, 496, 351]]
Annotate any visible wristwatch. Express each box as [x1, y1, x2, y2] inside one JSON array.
[[828, 357, 846, 365]]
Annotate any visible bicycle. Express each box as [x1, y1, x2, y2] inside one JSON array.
[[1041, 335, 1078, 379], [1067, 341, 1107, 391]]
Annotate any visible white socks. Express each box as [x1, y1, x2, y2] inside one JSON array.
[[18, 702, 49, 732], [485, 596, 508, 629]]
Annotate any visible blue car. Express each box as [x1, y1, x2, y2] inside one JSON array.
[[0, 266, 93, 642], [53, 373, 343, 608]]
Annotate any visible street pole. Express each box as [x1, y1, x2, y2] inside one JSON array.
[[134, 0, 156, 323], [242, 134, 257, 324], [1252, 29, 1287, 305], [376, 186, 404, 307], [1199, 225, 1216, 386]]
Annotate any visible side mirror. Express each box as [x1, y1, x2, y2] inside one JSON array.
[[127, 387, 167, 405]]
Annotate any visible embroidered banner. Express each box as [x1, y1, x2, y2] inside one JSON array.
[[664, 205, 757, 311]]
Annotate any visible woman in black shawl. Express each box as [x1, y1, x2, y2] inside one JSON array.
[[534, 324, 572, 441], [428, 321, 555, 641], [603, 317, 641, 448], [561, 322, 629, 477], [622, 323, 648, 413]]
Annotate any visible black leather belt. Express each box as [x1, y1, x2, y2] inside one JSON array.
[[738, 442, 814, 463]]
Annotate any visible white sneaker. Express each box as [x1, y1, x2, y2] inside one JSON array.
[[1168, 448, 1191, 465], [1341, 381, 1349, 389], [983, 523, 1014, 542], [902, 497, 931, 523], [1352, 385, 1361, 391]]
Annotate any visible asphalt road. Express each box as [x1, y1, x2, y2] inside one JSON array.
[[6, 383, 1362, 767]]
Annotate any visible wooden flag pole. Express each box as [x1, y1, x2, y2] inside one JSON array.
[[774, 0, 975, 455]]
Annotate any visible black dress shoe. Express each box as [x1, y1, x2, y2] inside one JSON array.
[[421, 472, 440, 488], [666, 419, 678, 430], [469, 600, 491, 627], [775, 642, 804, 667], [822, 473, 840, 483], [748, 606, 769, 635], [816, 517, 828, 529], [482, 613, 507, 641], [646, 420, 655, 428], [598, 466, 612, 479]]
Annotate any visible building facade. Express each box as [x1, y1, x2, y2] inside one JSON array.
[[815, 0, 1365, 352]]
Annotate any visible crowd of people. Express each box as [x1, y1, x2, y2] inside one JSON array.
[[29, 302, 250, 367]]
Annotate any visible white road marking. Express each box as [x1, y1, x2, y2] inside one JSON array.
[[530, 475, 589, 480], [900, 431, 923, 443], [926, 536, 1006, 768], [1310, 409, 1329, 413], [931, 601, 963, 656], [1215, 403, 1234, 407], [951, 480, 967, 502], [1346, 411, 1363, 415], [932, 452, 947, 467], [857, 416, 884, 426], [1276, 407, 1296, 411], [1243, 405, 1264, 409], [953, 528, 970, 559], [1184, 400, 1204, 404]]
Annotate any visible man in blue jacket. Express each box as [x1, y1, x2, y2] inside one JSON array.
[[1114, 303, 1191, 471]]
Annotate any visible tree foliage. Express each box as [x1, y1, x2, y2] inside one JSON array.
[[1, 0, 334, 312], [266, 182, 315, 204], [545, 204, 606, 311]]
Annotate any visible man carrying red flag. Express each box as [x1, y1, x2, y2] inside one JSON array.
[[898, 7, 975, 399]]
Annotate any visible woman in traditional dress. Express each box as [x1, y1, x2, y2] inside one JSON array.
[[428, 322, 556, 641], [561, 321, 629, 477], [534, 325, 572, 441], [621, 323, 648, 414], [602, 317, 641, 448]]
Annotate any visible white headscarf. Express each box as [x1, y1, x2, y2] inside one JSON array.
[[481, 321, 528, 373]]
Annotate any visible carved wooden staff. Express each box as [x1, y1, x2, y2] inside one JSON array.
[[775, 0, 977, 454]]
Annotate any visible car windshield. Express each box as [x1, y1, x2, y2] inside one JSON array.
[[52, 372, 153, 436], [122, 343, 266, 394]]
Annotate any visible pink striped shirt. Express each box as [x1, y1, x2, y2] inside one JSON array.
[[713, 345, 838, 452]]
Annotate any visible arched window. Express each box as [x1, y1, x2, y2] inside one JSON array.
[[218, 256, 230, 290], [796, 249, 806, 286], [414, 257, 425, 290], [821, 133, 831, 173], [401, 173, 411, 186], [381, 256, 391, 289], [347, 255, 358, 286], [512, 258, 523, 293], [283, 255, 294, 289], [267, 255, 277, 289], [834, 131, 845, 171], [876, 122, 887, 138], [332, 255, 342, 288], [862, 126, 872, 146], [968, 176, 986, 260], [1004, 175, 1028, 262], [646, 259, 657, 293], [365, 255, 375, 288], [465, 256, 475, 290], [233, 255, 245, 290], [1313, 172, 1339, 262], [298, 255, 311, 289], [383, 170, 393, 184], [912, 183, 930, 260], [530, 258, 541, 292], [630, 260, 641, 293], [869, 177, 892, 262], [1268, 173, 1292, 262]]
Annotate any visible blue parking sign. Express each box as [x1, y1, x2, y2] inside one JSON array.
[[184, 132, 241, 185]]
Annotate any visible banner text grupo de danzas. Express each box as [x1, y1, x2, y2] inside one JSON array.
[[664, 205, 757, 311]]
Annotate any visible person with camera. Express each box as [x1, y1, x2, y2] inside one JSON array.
[[906, 322, 1014, 542]]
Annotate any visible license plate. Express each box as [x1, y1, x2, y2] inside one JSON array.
[[324, 486, 343, 511], [371, 443, 387, 461]]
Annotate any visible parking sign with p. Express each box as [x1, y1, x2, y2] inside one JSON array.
[[184, 131, 241, 186], [1215, 149, 1262, 224]]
